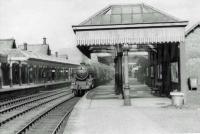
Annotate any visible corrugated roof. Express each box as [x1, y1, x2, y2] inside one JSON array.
[[80, 3, 179, 26]]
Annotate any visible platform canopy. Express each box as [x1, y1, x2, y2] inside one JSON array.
[[72, 3, 188, 57], [0, 49, 78, 67]]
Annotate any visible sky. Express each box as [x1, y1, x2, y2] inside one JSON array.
[[0, 0, 200, 52]]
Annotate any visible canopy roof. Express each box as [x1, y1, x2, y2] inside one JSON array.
[[185, 22, 200, 37], [80, 4, 179, 26], [72, 3, 188, 58], [0, 49, 78, 66]]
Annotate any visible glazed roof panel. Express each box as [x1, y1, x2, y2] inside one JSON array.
[[80, 4, 179, 26]]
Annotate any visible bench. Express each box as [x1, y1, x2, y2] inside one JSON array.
[[151, 82, 162, 96]]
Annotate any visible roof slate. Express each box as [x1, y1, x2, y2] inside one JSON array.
[[0, 48, 75, 64], [18, 44, 49, 55], [22, 50, 71, 64], [0, 49, 26, 58], [0, 39, 78, 65], [0, 39, 15, 50]]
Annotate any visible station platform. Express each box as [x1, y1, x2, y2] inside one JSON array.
[[64, 79, 200, 134], [0, 80, 70, 93]]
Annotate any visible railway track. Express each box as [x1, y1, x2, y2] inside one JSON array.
[[16, 97, 80, 134], [0, 89, 68, 113], [0, 91, 71, 125], [0, 87, 67, 109], [0, 88, 76, 134]]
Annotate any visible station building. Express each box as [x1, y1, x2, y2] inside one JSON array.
[[185, 23, 200, 80], [0, 38, 78, 89]]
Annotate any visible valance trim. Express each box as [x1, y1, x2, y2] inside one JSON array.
[[76, 27, 185, 46]]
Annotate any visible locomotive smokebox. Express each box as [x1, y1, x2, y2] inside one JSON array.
[[76, 66, 89, 80]]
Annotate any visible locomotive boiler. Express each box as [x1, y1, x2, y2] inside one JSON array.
[[71, 62, 114, 96]]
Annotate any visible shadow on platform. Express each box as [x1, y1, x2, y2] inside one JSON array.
[[87, 78, 157, 100]]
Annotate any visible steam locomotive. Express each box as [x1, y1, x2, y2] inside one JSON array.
[[71, 62, 114, 96]]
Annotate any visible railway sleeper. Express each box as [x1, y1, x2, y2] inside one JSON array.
[[15, 96, 74, 134], [0, 93, 69, 127], [0, 91, 70, 114], [0, 89, 67, 109]]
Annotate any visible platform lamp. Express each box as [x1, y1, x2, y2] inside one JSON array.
[[123, 43, 131, 106]]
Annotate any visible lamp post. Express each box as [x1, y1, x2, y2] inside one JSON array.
[[123, 43, 131, 106]]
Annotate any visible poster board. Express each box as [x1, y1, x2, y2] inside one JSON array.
[[171, 62, 179, 83], [157, 64, 162, 79], [146, 67, 148, 76], [150, 66, 154, 78], [160, 65, 162, 79]]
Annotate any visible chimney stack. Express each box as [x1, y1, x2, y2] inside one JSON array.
[[43, 37, 47, 45], [55, 51, 58, 57], [24, 43, 28, 50], [47, 46, 51, 55]]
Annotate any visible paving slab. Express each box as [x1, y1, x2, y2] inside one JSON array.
[[64, 80, 200, 134]]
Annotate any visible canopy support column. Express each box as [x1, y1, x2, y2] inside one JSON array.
[[9, 63, 13, 87], [118, 53, 123, 95], [179, 42, 187, 103], [43, 67, 46, 83], [0, 63, 3, 89], [123, 44, 131, 106], [40, 66, 42, 83], [19, 62, 22, 86], [63, 68, 65, 80], [50, 67, 53, 82], [27, 65, 30, 85], [55, 68, 57, 81], [114, 57, 118, 94], [68, 68, 71, 80], [37, 66, 40, 83], [34, 65, 37, 83]]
